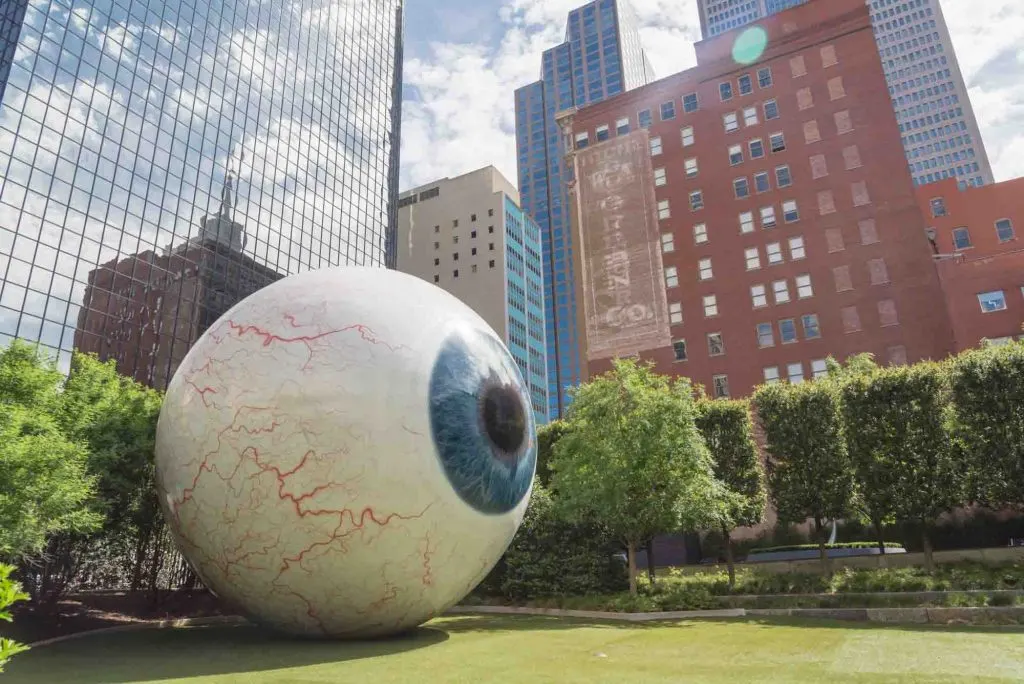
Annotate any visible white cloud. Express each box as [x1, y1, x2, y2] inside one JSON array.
[[400, 0, 1024, 189]]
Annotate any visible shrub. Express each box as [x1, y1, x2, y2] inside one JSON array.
[[0, 564, 28, 672], [747, 542, 904, 555]]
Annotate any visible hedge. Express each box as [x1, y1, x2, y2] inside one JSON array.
[[748, 542, 904, 555]]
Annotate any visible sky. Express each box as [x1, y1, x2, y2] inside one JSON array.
[[399, 0, 1024, 192]]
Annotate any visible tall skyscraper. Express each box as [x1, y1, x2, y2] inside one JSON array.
[[396, 167, 549, 426], [0, 0, 403, 385], [696, 0, 993, 189], [515, 0, 654, 419]]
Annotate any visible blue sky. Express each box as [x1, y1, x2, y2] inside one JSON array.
[[399, 0, 1024, 192]]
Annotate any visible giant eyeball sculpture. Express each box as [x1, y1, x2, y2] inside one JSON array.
[[154, 267, 536, 638]]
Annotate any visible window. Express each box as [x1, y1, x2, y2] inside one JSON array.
[[810, 153, 828, 179], [681, 126, 695, 146], [787, 362, 804, 384], [744, 107, 759, 127], [852, 181, 871, 207], [843, 145, 862, 170], [761, 206, 777, 229], [790, 55, 807, 78], [859, 219, 879, 246], [740, 211, 755, 234], [952, 227, 972, 249], [471, 230, 477, 238], [489, 225, 495, 233], [673, 339, 688, 361], [826, 228, 845, 253], [685, 158, 699, 178], [783, 200, 799, 223], [453, 219, 459, 227], [796, 274, 813, 299], [751, 285, 768, 308], [488, 209, 494, 217], [755, 172, 770, 193], [693, 223, 708, 244], [811, 359, 829, 379], [472, 247, 477, 255], [797, 87, 814, 111], [658, 200, 670, 220], [764, 366, 781, 384], [472, 264, 477, 273], [803, 314, 821, 340], [757, 322, 774, 348], [749, 139, 765, 158], [779, 318, 798, 344], [827, 76, 846, 100], [764, 99, 780, 120], [766, 242, 783, 265], [433, 275, 439, 283], [665, 266, 679, 288], [788, 236, 806, 260], [434, 225, 440, 233], [888, 346, 908, 367], [729, 145, 744, 165], [650, 136, 663, 155], [683, 92, 699, 113], [616, 117, 630, 135], [841, 306, 862, 333], [821, 44, 838, 68], [930, 198, 947, 217], [724, 112, 739, 133], [669, 302, 683, 325], [738, 74, 753, 95], [575, 132, 589, 149], [713, 375, 730, 399], [699, 258, 713, 281], [868, 258, 889, 286], [833, 265, 853, 292], [454, 235, 460, 243], [453, 269, 459, 278], [720, 82, 734, 101], [703, 295, 718, 317], [489, 242, 494, 250], [707, 333, 726, 357], [690, 190, 704, 211], [734, 177, 750, 198], [661, 100, 676, 120], [804, 120, 822, 144], [835, 109, 853, 134], [996, 219, 1015, 242], [489, 259, 495, 268], [978, 290, 1007, 313], [818, 190, 836, 216], [775, 166, 792, 188], [773, 280, 791, 304], [453, 252, 459, 261], [639, 109, 652, 129], [770, 132, 786, 153], [654, 167, 667, 186], [878, 299, 899, 327], [661, 232, 675, 253], [758, 67, 773, 88], [745, 247, 761, 270], [434, 241, 440, 249], [596, 124, 610, 141]]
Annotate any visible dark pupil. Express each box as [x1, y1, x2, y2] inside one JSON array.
[[482, 385, 526, 454]]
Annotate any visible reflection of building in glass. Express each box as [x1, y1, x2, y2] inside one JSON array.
[[396, 167, 550, 426], [696, 0, 993, 189], [75, 175, 282, 389], [515, 0, 654, 419], [0, 0, 403, 379]]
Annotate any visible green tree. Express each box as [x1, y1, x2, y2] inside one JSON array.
[[0, 339, 63, 409], [0, 564, 29, 672], [551, 359, 722, 595], [949, 341, 1024, 508], [535, 420, 568, 488], [754, 380, 854, 575], [841, 362, 962, 571], [695, 398, 767, 590]]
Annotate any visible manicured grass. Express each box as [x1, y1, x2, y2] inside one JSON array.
[[6, 614, 1024, 683]]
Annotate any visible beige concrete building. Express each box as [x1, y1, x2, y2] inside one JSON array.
[[397, 166, 550, 424]]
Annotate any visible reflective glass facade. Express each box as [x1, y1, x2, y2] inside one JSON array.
[[514, 0, 652, 419], [0, 0, 403, 387]]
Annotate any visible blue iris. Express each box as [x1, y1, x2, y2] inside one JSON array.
[[428, 326, 537, 514]]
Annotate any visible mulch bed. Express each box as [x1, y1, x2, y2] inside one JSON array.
[[7, 590, 232, 644]]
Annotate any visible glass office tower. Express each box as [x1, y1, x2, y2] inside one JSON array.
[[514, 0, 653, 419], [0, 0, 403, 387], [696, 0, 993, 189]]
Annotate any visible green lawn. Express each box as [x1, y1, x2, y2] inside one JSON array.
[[6, 614, 1024, 683]]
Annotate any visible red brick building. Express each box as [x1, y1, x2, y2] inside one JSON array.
[[565, 0, 955, 398], [919, 177, 1024, 350]]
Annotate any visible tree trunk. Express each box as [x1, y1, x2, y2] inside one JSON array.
[[722, 524, 736, 591], [646, 539, 656, 585], [627, 541, 638, 596], [815, 517, 831, 578], [873, 518, 886, 555], [922, 526, 935, 573]]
